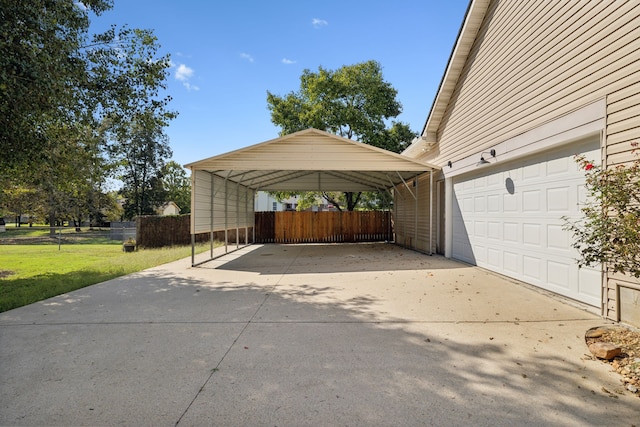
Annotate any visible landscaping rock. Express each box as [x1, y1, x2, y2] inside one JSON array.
[[585, 328, 606, 339], [588, 342, 622, 360]]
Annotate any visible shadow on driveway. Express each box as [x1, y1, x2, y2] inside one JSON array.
[[0, 243, 637, 426]]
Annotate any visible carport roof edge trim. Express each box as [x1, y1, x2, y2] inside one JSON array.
[[184, 128, 440, 173]]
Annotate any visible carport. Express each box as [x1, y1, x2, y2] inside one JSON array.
[[185, 128, 439, 266]]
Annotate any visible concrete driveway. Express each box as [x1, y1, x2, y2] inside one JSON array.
[[0, 243, 638, 426]]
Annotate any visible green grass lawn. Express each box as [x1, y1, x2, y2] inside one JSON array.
[[0, 240, 213, 313]]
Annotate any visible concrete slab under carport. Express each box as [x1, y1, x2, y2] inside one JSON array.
[[0, 243, 638, 426]]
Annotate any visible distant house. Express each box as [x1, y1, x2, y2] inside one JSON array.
[[254, 192, 293, 212], [254, 191, 338, 212], [399, 0, 640, 325], [156, 201, 181, 216]]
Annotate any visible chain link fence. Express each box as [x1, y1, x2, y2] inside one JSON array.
[[109, 221, 137, 242]]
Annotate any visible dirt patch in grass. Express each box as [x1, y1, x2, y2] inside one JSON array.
[[0, 270, 15, 279], [1, 234, 113, 245], [1, 236, 56, 245]]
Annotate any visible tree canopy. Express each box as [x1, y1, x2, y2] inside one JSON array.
[[0, 0, 177, 225], [162, 161, 191, 214], [266, 60, 415, 211], [0, 0, 111, 175]]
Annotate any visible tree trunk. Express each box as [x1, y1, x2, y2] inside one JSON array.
[[49, 210, 57, 237], [345, 192, 362, 211]]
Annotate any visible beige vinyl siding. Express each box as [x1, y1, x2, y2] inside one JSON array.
[[394, 173, 435, 254], [603, 84, 640, 321], [421, 0, 640, 166], [606, 87, 640, 165]]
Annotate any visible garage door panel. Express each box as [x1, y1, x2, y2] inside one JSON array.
[[522, 190, 542, 212], [547, 155, 572, 175], [503, 222, 519, 242], [487, 248, 502, 268], [503, 252, 519, 275], [487, 221, 502, 240], [474, 245, 487, 263], [523, 223, 542, 247], [523, 255, 543, 282], [504, 194, 518, 211], [487, 194, 501, 212], [547, 224, 570, 251], [579, 268, 602, 304], [452, 138, 602, 306], [462, 197, 473, 212], [546, 186, 572, 212], [452, 241, 475, 264], [523, 162, 543, 180], [548, 260, 572, 289]]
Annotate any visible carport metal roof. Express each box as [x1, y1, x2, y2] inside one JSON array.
[[185, 128, 439, 191]]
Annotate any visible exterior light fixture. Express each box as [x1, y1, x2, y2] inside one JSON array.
[[477, 149, 496, 166], [447, 161, 453, 168]]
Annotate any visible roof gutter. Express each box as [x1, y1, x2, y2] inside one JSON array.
[[421, 0, 474, 137]]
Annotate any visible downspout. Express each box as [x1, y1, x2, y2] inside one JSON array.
[[414, 174, 418, 250], [430, 169, 434, 255], [245, 184, 249, 245], [211, 172, 215, 259], [600, 126, 608, 319], [236, 179, 240, 250], [224, 173, 228, 254]]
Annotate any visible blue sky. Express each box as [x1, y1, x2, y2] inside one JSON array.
[[90, 1, 470, 167]]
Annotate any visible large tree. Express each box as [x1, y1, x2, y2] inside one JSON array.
[[94, 26, 176, 220], [266, 60, 415, 211], [162, 161, 191, 214], [0, 1, 176, 227], [0, 0, 111, 178], [114, 114, 172, 219]]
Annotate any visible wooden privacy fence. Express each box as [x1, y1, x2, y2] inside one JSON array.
[[137, 215, 252, 248], [255, 211, 392, 244]]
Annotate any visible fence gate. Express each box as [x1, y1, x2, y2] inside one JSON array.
[[254, 211, 392, 244]]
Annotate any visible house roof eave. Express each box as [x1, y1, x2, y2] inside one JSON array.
[[403, 0, 491, 156]]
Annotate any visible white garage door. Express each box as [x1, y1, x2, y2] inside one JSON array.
[[452, 138, 601, 306]]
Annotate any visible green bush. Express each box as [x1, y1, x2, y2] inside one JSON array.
[[564, 143, 640, 278]]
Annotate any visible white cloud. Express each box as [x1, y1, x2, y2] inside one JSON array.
[[282, 58, 296, 65], [174, 63, 199, 91], [240, 52, 255, 63], [183, 82, 200, 92], [312, 18, 328, 28], [175, 64, 194, 81]]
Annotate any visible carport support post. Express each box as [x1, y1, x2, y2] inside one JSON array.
[[236, 180, 240, 250], [224, 173, 229, 254], [191, 234, 195, 266], [245, 187, 249, 245], [211, 172, 215, 259]]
